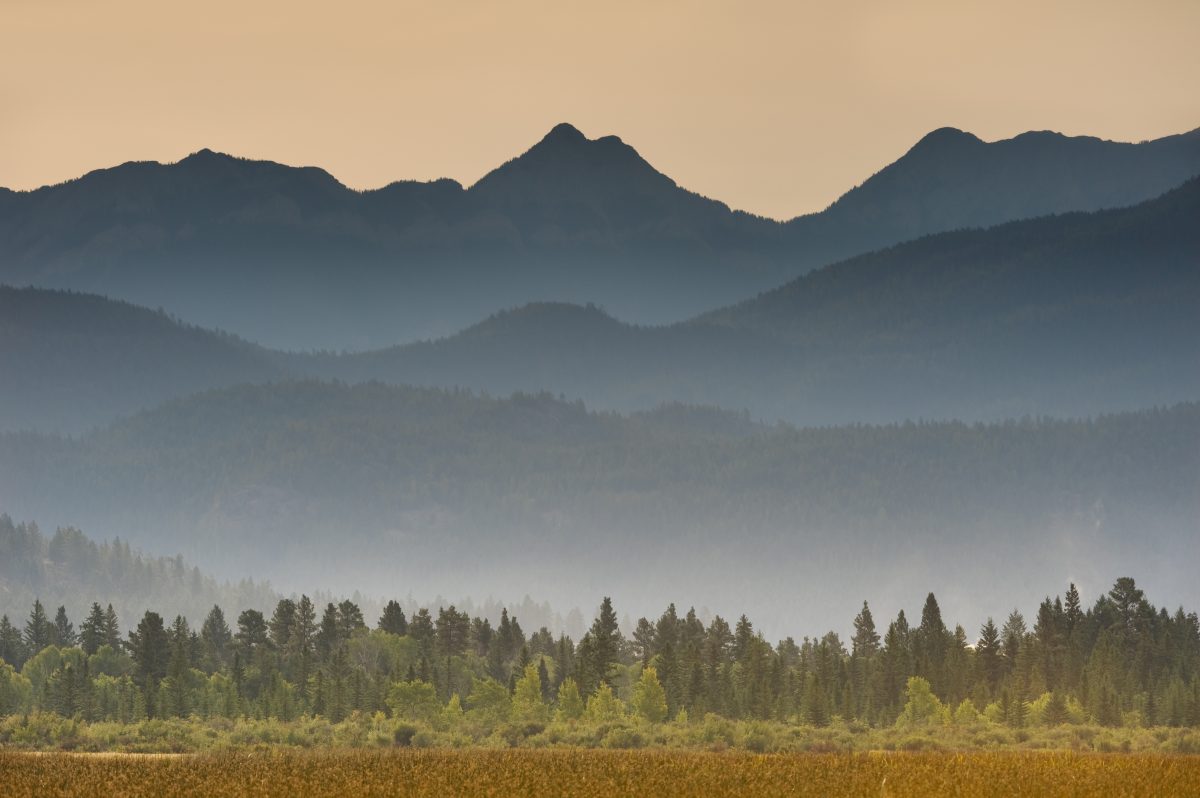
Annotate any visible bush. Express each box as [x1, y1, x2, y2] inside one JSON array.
[[601, 726, 645, 749], [393, 723, 418, 747]]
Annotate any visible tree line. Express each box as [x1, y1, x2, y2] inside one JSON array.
[[1, 577, 1198, 731]]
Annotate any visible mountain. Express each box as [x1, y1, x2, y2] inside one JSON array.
[[788, 126, 1200, 262], [0, 286, 282, 433], [2, 382, 1196, 632], [2, 124, 1197, 350], [4, 177, 1197, 434], [308, 177, 1200, 425]]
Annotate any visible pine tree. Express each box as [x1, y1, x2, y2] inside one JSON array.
[[851, 601, 880, 657], [269, 599, 297, 651], [200, 605, 232, 672], [916, 593, 949, 696], [409, 608, 435, 661], [378, 600, 408, 636], [24, 600, 52, 654], [588, 598, 621, 687], [1064, 584, 1083, 632], [80, 603, 107, 656], [291, 596, 318, 698], [235, 609, 269, 655], [537, 657, 551, 701], [632, 618, 657, 664], [52, 606, 76, 648], [977, 618, 1002, 691], [0, 615, 26, 670], [1044, 691, 1069, 725], [166, 615, 192, 717], [102, 605, 122, 650], [127, 611, 170, 717]]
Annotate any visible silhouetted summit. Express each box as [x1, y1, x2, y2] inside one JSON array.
[[1, 123, 1197, 348]]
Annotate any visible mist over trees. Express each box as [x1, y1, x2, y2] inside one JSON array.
[[1, 386, 1196, 634], [2, 579, 1197, 743], [0, 515, 276, 632], [1, 121, 1198, 700]]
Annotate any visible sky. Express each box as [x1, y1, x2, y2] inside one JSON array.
[[2, 0, 1198, 219]]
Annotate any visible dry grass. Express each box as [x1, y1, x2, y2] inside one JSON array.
[[2, 749, 1199, 797]]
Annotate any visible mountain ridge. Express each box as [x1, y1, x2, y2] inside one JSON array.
[[4, 176, 1197, 433], [3, 123, 1197, 349]]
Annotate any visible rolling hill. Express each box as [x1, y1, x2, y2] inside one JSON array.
[[310, 177, 1200, 425], [1, 382, 1196, 633], [3, 176, 1198, 432], [0, 286, 282, 433]]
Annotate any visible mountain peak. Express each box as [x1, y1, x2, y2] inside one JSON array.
[[471, 122, 674, 197], [179, 148, 235, 164], [910, 127, 984, 153], [540, 122, 588, 145]]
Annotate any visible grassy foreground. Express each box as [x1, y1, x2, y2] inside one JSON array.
[[3, 749, 1200, 797]]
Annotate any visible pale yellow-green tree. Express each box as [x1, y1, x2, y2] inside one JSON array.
[[953, 698, 979, 725], [513, 662, 549, 722], [386, 680, 440, 724], [466, 677, 511, 724], [896, 676, 944, 727], [631, 666, 668, 722], [555, 677, 585, 721], [442, 693, 464, 729], [585, 681, 626, 723]]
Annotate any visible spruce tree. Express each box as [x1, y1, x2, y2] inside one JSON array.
[[102, 605, 122, 650], [80, 603, 107, 655], [378, 600, 408, 636], [23, 599, 52, 654], [588, 598, 621, 687], [52, 606, 76, 648], [0, 615, 26, 669], [200, 605, 232, 672]]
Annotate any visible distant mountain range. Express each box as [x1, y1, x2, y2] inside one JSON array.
[[2, 123, 1197, 350], [7, 174, 1196, 432]]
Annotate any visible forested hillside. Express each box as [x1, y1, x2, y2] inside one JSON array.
[[1, 382, 1195, 632], [2, 124, 1196, 349], [0, 287, 281, 432], [5, 176, 1197, 432], [0, 515, 276, 633], [312, 177, 1200, 424]]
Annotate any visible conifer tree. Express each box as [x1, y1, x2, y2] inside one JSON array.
[[378, 600, 408, 636], [23, 600, 53, 655], [52, 606, 77, 648], [80, 603, 107, 656], [200, 605, 232, 672], [588, 598, 621, 687], [0, 615, 26, 670]]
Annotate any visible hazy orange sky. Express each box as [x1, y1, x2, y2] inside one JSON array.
[[3, 0, 1198, 218]]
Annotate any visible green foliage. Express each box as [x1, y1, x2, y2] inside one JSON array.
[[555, 679, 585, 722], [512, 663, 548, 723], [897, 677, 944, 727], [385, 681, 440, 724], [0, 663, 32, 714], [466, 679, 511, 725], [632, 667, 668, 723], [585, 683, 625, 723]]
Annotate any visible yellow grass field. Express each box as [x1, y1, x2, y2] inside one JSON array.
[[3, 750, 1200, 797]]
